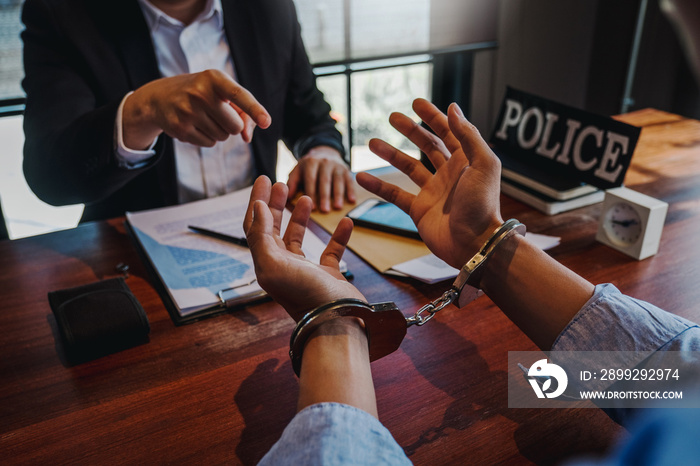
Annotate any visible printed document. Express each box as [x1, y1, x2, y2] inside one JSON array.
[[127, 187, 337, 319]]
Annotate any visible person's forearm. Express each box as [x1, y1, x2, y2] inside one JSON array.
[[297, 317, 378, 417], [479, 233, 595, 350]]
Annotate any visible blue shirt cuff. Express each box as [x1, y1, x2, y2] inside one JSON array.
[[552, 283, 698, 353], [259, 403, 411, 465]]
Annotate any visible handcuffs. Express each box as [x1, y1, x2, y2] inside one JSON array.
[[289, 219, 526, 376]]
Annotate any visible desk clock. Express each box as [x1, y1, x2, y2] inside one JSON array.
[[595, 187, 668, 260]]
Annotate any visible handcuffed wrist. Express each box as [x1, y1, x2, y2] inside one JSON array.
[[289, 299, 406, 377], [309, 315, 365, 337], [451, 219, 526, 307]]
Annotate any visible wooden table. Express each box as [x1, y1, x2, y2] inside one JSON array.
[[2, 109, 699, 465]]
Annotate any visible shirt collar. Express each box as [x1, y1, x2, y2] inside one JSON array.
[[138, 0, 224, 32]]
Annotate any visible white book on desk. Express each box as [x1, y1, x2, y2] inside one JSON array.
[[126, 187, 342, 324], [501, 167, 599, 201], [501, 178, 604, 215], [494, 148, 599, 201]]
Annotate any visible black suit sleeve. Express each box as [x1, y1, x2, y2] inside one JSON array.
[[21, 0, 165, 207], [277, 1, 346, 163]]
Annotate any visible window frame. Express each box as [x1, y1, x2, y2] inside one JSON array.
[[310, 41, 497, 163], [0, 98, 24, 117]]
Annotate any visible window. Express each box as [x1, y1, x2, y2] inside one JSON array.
[[311, 60, 432, 172], [0, 0, 24, 104], [292, 0, 497, 171]]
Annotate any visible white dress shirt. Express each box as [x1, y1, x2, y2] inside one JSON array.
[[115, 0, 254, 203]]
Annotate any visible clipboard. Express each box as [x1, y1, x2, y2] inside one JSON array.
[[125, 187, 341, 325], [125, 220, 268, 325]]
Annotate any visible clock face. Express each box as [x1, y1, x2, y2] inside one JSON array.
[[603, 202, 642, 246]]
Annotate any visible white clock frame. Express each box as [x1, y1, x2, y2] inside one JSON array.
[[595, 187, 668, 260]]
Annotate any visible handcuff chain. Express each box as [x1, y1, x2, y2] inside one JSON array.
[[406, 288, 459, 327], [405, 219, 524, 329]]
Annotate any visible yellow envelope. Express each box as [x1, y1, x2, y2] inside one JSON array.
[[310, 167, 431, 273]]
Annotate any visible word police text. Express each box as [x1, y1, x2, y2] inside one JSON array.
[[491, 88, 641, 190]]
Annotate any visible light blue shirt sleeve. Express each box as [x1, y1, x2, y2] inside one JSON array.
[[261, 285, 700, 465], [552, 283, 700, 354], [258, 403, 411, 465], [552, 283, 700, 425]]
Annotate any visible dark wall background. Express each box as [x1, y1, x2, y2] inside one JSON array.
[[475, 0, 700, 135], [587, 0, 700, 118]]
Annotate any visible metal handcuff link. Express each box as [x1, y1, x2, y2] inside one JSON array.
[[289, 219, 526, 376]]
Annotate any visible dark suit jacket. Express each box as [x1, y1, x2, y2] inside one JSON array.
[[21, 0, 344, 222]]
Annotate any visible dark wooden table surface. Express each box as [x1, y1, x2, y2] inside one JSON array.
[[2, 109, 699, 465]]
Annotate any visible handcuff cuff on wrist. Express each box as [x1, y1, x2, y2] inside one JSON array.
[[289, 218, 526, 377]]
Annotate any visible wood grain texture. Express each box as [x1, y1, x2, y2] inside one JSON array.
[[2, 109, 699, 465]]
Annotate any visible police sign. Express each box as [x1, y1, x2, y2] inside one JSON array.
[[491, 87, 641, 190]]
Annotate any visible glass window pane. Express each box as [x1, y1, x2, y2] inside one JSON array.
[[295, 0, 497, 64], [350, 63, 431, 172], [315, 74, 349, 153], [0, 1, 25, 101], [295, 0, 346, 64], [350, 0, 429, 60]]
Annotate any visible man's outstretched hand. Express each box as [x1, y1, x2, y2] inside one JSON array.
[[356, 99, 503, 269], [244, 176, 365, 321]]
